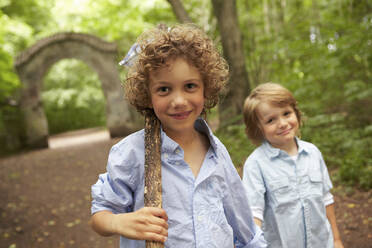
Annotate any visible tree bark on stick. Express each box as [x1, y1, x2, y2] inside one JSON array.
[[144, 111, 163, 248]]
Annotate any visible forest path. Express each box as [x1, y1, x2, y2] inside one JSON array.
[[0, 128, 371, 248]]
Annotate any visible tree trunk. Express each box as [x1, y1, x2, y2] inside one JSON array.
[[144, 111, 163, 248], [166, 0, 193, 23], [263, 0, 271, 35], [211, 0, 250, 123]]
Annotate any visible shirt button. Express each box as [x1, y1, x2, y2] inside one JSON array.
[[175, 161, 180, 166], [197, 216, 203, 222], [175, 149, 180, 154], [163, 153, 168, 159]]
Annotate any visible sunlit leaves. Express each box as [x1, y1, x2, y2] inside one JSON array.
[[1, 0, 54, 35], [0, 16, 20, 104]]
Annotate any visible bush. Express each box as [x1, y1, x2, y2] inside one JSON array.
[[215, 122, 255, 169]]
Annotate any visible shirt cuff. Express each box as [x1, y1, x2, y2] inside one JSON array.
[[323, 192, 334, 206], [251, 206, 264, 221], [244, 225, 267, 248]]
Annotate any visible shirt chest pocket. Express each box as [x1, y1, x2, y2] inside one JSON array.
[[267, 177, 296, 207], [307, 171, 323, 197]]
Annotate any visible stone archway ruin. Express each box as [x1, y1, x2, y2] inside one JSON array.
[[15, 32, 139, 148]]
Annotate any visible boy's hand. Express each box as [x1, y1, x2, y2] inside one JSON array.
[[112, 207, 168, 243]]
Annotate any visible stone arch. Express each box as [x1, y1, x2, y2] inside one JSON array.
[[15, 32, 139, 148]]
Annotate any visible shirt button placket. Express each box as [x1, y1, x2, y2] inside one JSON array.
[[193, 186, 201, 248], [304, 203, 312, 248], [195, 214, 205, 248]]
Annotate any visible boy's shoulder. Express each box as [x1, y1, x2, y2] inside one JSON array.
[[250, 144, 269, 158], [210, 134, 225, 151], [244, 145, 268, 166], [111, 129, 145, 152], [297, 138, 321, 154]]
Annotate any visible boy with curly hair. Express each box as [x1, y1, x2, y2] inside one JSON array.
[[90, 24, 266, 248]]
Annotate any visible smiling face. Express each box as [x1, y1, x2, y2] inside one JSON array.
[[148, 57, 205, 138], [256, 101, 299, 153]]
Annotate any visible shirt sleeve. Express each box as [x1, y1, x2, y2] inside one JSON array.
[[242, 155, 266, 220], [251, 206, 264, 221], [218, 146, 267, 248], [318, 149, 333, 195], [91, 140, 142, 215], [323, 192, 334, 206]]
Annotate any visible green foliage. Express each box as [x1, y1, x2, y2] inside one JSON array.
[[1, 0, 53, 50], [301, 113, 372, 189], [215, 123, 255, 169], [0, 11, 23, 153], [0, 104, 22, 155], [42, 60, 106, 134], [1, 0, 53, 33], [0, 10, 22, 103], [0, 46, 19, 103]]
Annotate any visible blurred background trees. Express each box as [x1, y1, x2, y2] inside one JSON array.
[[0, 0, 371, 188]]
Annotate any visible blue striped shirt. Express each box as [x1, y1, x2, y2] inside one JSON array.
[[92, 119, 266, 248], [242, 138, 334, 248]]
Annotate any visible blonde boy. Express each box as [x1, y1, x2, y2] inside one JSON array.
[[242, 83, 343, 248]]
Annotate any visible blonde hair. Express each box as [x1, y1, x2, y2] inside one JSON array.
[[124, 23, 229, 115], [243, 82, 302, 146]]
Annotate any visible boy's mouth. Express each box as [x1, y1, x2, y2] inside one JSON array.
[[169, 111, 192, 120], [278, 128, 292, 136]]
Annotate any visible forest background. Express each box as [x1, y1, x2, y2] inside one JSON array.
[[0, 0, 371, 191]]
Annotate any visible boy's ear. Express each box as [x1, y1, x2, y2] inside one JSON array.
[[146, 90, 153, 108], [147, 102, 153, 108], [257, 123, 265, 139]]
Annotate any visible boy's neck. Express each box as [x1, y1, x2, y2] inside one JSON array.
[[165, 127, 210, 178], [285, 144, 298, 156], [166, 128, 200, 148], [270, 138, 298, 156]]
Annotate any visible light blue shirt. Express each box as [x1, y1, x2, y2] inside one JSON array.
[[92, 119, 266, 248], [242, 138, 334, 248]]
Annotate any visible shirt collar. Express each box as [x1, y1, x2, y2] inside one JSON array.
[[296, 138, 310, 155], [160, 118, 218, 156], [194, 118, 218, 154], [262, 137, 309, 159]]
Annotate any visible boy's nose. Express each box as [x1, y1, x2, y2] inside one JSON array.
[[278, 118, 288, 128], [171, 93, 187, 108]]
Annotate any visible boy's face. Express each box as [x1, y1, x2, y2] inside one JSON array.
[[256, 101, 299, 151], [148, 57, 204, 138]]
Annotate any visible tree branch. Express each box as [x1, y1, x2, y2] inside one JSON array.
[[144, 111, 163, 248]]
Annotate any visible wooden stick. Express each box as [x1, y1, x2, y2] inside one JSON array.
[[144, 111, 163, 248]]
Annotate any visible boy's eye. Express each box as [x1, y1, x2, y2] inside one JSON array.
[[266, 118, 273, 124], [157, 86, 169, 94], [185, 83, 197, 90], [284, 111, 292, 116]]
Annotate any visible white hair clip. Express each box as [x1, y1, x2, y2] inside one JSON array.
[[119, 43, 141, 67]]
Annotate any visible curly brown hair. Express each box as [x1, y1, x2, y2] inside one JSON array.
[[243, 82, 303, 146], [124, 23, 229, 115]]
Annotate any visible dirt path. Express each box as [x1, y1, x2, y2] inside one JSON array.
[[0, 129, 371, 248]]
